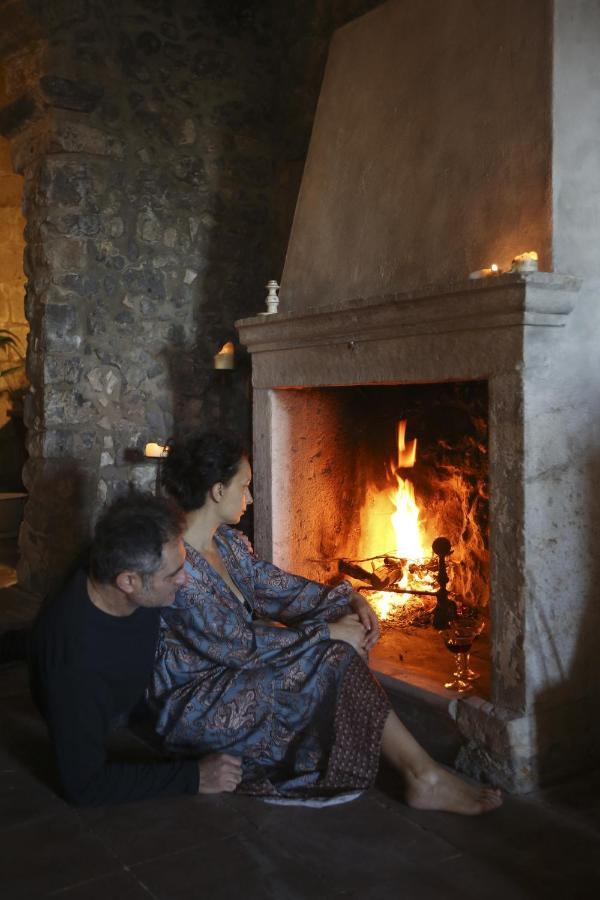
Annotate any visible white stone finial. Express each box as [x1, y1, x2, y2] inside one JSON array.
[[264, 280, 280, 315]]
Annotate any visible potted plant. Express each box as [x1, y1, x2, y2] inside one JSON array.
[[0, 328, 24, 379]]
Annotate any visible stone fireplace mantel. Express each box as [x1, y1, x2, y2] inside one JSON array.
[[238, 273, 579, 362]]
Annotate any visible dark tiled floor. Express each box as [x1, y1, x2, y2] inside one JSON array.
[[1, 582, 600, 899]]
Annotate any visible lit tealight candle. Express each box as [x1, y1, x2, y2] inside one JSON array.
[[510, 251, 538, 273], [214, 341, 235, 370], [469, 264, 501, 280], [144, 442, 168, 458]]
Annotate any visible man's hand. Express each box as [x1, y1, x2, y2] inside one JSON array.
[[329, 614, 368, 659], [350, 592, 381, 650], [197, 754, 242, 794]]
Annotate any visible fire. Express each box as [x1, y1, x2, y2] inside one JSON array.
[[359, 420, 434, 622], [389, 420, 427, 560]]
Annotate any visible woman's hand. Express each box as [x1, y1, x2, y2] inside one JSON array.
[[329, 614, 368, 659], [350, 592, 381, 650]]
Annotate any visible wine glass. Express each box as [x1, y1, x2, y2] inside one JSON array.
[[442, 609, 483, 693], [456, 606, 484, 680]]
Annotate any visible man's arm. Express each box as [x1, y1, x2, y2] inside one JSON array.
[[42, 668, 199, 806]]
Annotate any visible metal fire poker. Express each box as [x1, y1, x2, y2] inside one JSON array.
[[384, 536, 456, 629], [431, 536, 456, 629]]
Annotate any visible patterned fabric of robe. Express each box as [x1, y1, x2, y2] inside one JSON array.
[[148, 526, 390, 799]]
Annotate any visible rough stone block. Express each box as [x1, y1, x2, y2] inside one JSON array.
[[44, 388, 94, 425], [40, 235, 87, 272], [41, 303, 82, 350], [42, 354, 82, 385], [85, 366, 122, 399], [129, 462, 159, 493], [11, 116, 124, 173], [48, 212, 101, 237], [36, 429, 74, 458], [39, 76, 103, 112], [41, 156, 107, 209], [137, 209, 161, 242], [52, 114, 124, 159], [123, 268, 166, 301]]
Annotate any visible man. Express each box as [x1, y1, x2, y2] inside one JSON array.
[[29, 490, 241, 806]]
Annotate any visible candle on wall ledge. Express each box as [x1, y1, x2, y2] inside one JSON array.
[[213, 341, 235, 370], [144, 442, 168, 458]]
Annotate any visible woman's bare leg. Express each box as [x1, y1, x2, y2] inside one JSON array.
[[381, 710, 502, 815]]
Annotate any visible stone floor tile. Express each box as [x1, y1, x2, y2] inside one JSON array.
[[0, 697, 59, 789], [397, 792, 600, 896], [47, 871, 157, 899], [237, 790, 470, 897], [0, 813, 123, 900], [0, 764, 65, 830], [130, 829, 335, 900], [527, 768, 600, 835], [79, 792, 255, 867]]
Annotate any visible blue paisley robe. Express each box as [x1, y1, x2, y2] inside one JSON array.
[[148, 526, 390, 798]]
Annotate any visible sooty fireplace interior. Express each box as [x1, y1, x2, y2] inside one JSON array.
[[238, 0, 600, 791]]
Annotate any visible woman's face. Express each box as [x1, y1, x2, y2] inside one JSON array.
[[217, 457, 253, 524]]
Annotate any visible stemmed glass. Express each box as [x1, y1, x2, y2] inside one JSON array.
[[442, 608, 484, 693]]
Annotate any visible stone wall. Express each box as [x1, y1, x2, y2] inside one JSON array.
[[0, 0, 383, 591]]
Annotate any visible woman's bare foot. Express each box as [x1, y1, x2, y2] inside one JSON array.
[[404, 763, 502, 815]]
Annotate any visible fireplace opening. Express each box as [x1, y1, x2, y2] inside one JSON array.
[[270, 380, 490, 697]]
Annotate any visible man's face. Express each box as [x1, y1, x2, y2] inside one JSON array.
[[134, 537, 187, 608]]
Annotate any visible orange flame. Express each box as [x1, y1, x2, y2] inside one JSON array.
[[389, 421, 427, 560], [358, 420, 433, 621]]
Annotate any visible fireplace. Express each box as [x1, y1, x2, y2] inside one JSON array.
[[238, 272, 586, 792], [237, 0, 600, 791], [267, 380, 491, 693]]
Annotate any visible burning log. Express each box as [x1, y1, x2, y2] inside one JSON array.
[[338, 557, 405, 589], [338, 559, 386, 589], [337, 537, 458, 629]]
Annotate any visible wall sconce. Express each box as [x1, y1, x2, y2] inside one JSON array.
[[144, 442, 168, 458], [213, 341, 235, 370]]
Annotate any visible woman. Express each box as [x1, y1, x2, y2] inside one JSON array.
[[148, 430, 501, 814]]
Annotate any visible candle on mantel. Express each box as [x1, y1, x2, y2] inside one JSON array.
[[214, 341, 235, 370], [510, 251, 538, 273], [469, 263, 500, 280], [144, 442, 168, 458]]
